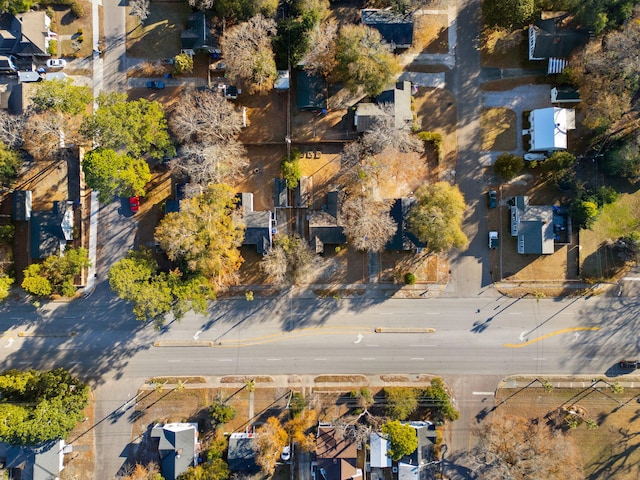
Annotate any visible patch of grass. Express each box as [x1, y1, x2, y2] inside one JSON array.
[[148, 376, 207, 384], [481, 108, 517, 151], [126, 2, 192, 60], [413, 14, 449, 54], [314, 375, 369, 383], [220, 375, 274, 384]]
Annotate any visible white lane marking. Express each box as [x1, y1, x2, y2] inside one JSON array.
[[314, 358, 327, 361], [354, 334, 364, 344], [193, 330, 202, 340], [472, 392, 494, 396], [533, 357, 545, 360], [168, 359, 181, 363], [410, 344, 438, 347], [425, 312, 440, 315], [267, 358, 281, 361], [380, 313, 394, 315], [4, 338, 15, 348], [411, 357, 425, 361], [366, 344, 379, 347], [362, 357, 376, 360], [509, 312, 522, 315], [218, 359, 233, 362]]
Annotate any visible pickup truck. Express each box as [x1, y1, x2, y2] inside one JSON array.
[[489, 231, 499, 249]]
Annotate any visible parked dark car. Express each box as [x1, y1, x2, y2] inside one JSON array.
[[146, 81, 164, 89], [619, 360, 638, 370], [488, 190, 497, 208]]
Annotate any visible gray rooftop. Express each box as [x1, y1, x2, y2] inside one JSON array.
[[228, 433, 259, 472], [151, 423, 198, 480], [510, 196, 555, 255]]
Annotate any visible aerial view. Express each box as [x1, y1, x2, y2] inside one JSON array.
[[0, 0, 639, 478]]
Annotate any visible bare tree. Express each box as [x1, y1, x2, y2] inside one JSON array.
[[303, 19, 338, 78], [170, 90, 244, 145], [22, 113, 64, 161], [341, 194, 396, 252], [361, 112, 423, 156], [221, 15, 278, 93], [467, 413, 583, 480], [261, 234, 320, 286], [0, 112, 25, 148], [129, 0, 150, 21], [171, 141, 248, 186], [187, 0, 214, 10]]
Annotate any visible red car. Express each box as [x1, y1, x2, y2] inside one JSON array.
[[129, 196, 140, 213]]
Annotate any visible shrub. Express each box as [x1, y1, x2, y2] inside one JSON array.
[[289, 392, 306, 417], [70, 1, 84, 18], [417, 131, 443, 155], [0, 224, 14, 244], [494, 152, 524, 180], [595, 185, 618, 206], [570, 198, 599, 229], [174, 53, 194, 75], [404, 272, 416, 285], [45, 6, 55, 19], [47, 40, 57, 56], [209, 401, 236, 426], [423, 378, 459, 423], [281, 149, 302, 189]]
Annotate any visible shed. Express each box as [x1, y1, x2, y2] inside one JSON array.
[[370, 432, 391, 468], [274, 178, 288, 208], [274, 70, 290, 90], [550, 86, 580, 104], [528, 107, 575, 152], [296, 70, 327, 111]]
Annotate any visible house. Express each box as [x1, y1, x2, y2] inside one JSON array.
[[274, 177, 288, 208], [361, 9, 414, 51], [510, 196, 555, 255], [0, 439, 67, 480], [386, 198, 426, 252], [370, 432, 392, 468], [180, 11, 220, 55], [309, 191, 347, 254], [398, 421, 437, 480], [296, 70, 327, 111], [228, 432, 259, 473], [354, 81, 413, 133], [151, 423, 199, 480], [528, 16, 589, 73], [30, 200, 74, 260], [527, 107, 575, 152], [0, 53, 16, 72], [316, 424, 362, 480], [0, 11, 57, 59], [550, 86, 580, 104], [238, 192, 275, 254]]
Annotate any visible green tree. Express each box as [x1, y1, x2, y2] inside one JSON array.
[[334, 24, 400, 96], [281, 150, 302, 189], [409, 182, 468, 254], [173, 52, 194, 75], [384, 387, 418, 420], [381, 420, 418, 461], [0, 274, 13, 301], [494, 152, 524, 180], [0, 368, 89, 445], [570, 198, 599, 229], [155, 184, 245, 289], [483, 0, 534, 29], [21, 248, 90, 298], [177, 458, 230, 480], [209, 401, 236, 426], [272, 10, 319, 69], [574, 0, 636, 34], [81, 93, 173, 159], [423, 377, 459, 423], [541, 151, 575, 181], [30, 79, 92, 115], [0, 141, 22, 187], [109, 249, 211, 322], [82, 148, 151, 203], [603, 140, 640, 180]]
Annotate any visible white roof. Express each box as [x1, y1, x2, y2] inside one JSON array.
[[370, 432, 391, 468], [529, 107, 575, 152]]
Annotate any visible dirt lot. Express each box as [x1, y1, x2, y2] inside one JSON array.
[[488, 176, 580, 283], [60, 396, 95, 480], [126, 2, 192, 59], [481, 108, 517, 151], [494, 378, 640, 480], [413, 14, 449, 54]]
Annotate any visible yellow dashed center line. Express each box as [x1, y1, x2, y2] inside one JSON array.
[[504, 327, 600, 348]]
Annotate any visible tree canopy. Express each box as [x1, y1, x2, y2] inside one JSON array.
[[381, 420, 418, 461], [21, 247, 90, 298], [109, 249, 211, 323], [154, 184, 245, 289], [82, 148, 151, 203], [221, 15, 278, 94], [334, 24, 400, 97], [341, 194, 397, 252], [30, 79, 92, 115], [260, 234, 318, 286], [81, 93, 173, 159], [0, 368, 89, 445], [384, 387, 418, 420], [255, 417, 288, 475], [0, 140, 22, 187], [483, 0, 534, 29], [494, 152, 524, 180], [409, 182, 468, 254]]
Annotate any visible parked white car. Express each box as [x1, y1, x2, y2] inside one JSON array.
[[46, 59, 66, 69], [524, 152, 546, 161]]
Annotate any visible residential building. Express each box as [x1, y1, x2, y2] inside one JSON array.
[[316, 424, 362, 480], [510, 196, 555, 255], [550, 86, 580, 104], [180, 11, 220, 55], [296, 70, 327, 111], [238, 192, 275, 254], [228, 432, 259, 473], [528, 15, 589, 74], [0, 12, 57, 59], [309, 191, 347, 254], [398, 421, 437, 480], [361, 9, 414, 51], [151, 423, 199, 480], [355, 81, 413, 133], [527, 107, 575, 152], [386, 198, 426, 252], [0, 439, 67, 480]]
